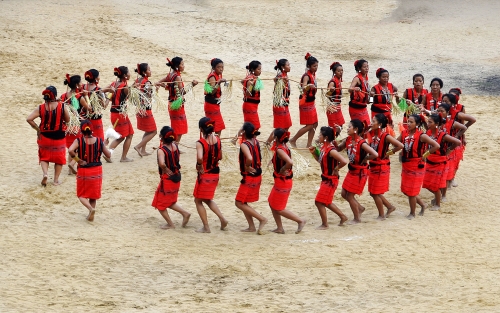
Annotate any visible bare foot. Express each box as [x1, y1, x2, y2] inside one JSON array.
[[407, 213, 415, 220], [41, 175, 48, 187], [141, 150, 152, 156], [195, 226, 211, 233], [120, 158, 134, 162], [181, 213, 191, 228], [103, 155, 112, 163], [52, 181, 62, 186], [230, 137, 237, 145], [385, 206, 396, 217], [289, 140, 297, 148], [134, 146, 143, 158], [339, 215, 348, 226], [429, 205, 440, 211], [257, 218, 268, 235], [376, 216, 386, 221], [241, 227, 256, 232], [418, 204, 426, 216], [451, 179, 458, 187], [87, 209, 95, 222], [316, 224, 329, 230], [220, 219, 228, 230], [68, 164, 77, 174], [160, 224, 174, 229], [441, 197, 447, 203], [358, 205, 366, 215], [296, 219, 306, 234], [347, 219, 361, 225], [271, 228, 285, 234]]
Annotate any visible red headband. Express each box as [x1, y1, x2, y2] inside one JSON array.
[[205, 119, 215, 128], [114, 67, 122, 76], [164, 130, 175, 140], [80, 122, 93, 133], [166, 57, 171, 64], [42, 89, 55, 100], [84, 70, 93, 80], [65, 73, 71, 83], [305, 52, 312, 60], [330, 62, 340, 70], [279, 131, 290, 142]]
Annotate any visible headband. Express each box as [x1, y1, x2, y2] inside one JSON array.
[[114, 67, 122, 76], [84, 70, 93, 80], [42, 87, 56, 100], [205, 119, 215, 128], [305, 52, 312, 60], [279, 131, 290, 142], [330, 62, 340, 70], [65, 73, 71, 83]]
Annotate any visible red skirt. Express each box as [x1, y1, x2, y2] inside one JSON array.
[[315, 176, 339, 205], [299, 100, 318, 125], [371, 110, 393, 126], [348, 106, 370, 127], [235, 175, 262, 203], [136, 110, 157, 132], [193, 173, 219, 200], [76, 166, 102, 199], [368, 162, 390, 195], [273, 106, 292, 129], [110, 112, 134, 137], [454, 145, 464, 171], [422, 161, 447, 192], [342, 167, 368, 195], [65, 132, 81, 148], [168, 105, 188, 135], [446, 150, 457, 180], [401, 159, 426, 197], [326, 105, 345, 127], [38, 135, 66, 165], [268, 177, 293, 211], [242, 102, 260, 129], [90, 119, 104, 141], [152, 174, 180, 211], [204, 102, 225, 132]]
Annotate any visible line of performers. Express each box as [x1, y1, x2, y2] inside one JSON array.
[[26, 53, 475, 230]]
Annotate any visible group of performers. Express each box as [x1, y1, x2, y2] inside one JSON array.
[[26, 53, 475, 231]]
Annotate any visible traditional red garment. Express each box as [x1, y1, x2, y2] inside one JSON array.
[[268, 144, 293, 211], [136, 77, 157, 132], [402, 88, 428, 130], [152, 144, 181, 210], [326, 76, 345, 127], [342, 136, 368, 195], [166, 72, 188, 134], [273, 72, 292, 129], [110, 112, 134, 137], [83, 84, 105, 140], [368, 131, 391, 195], [315, 144, 339, 205], [193, 136, 222, 200], [371, 83, 395, 124], [61, 92, 83, 148], [349, 73, 370, 127], [424, 92, 442, 111], [76, 137, 104, 199], [204, 72, 226, 132], [422, 130, 448, 192], [235, 139, 262, 203], [38, 102, 67, 164], [38, 136, 66, 164], [298, 71, 318, 125], [109, 80, 134, 137], [242, 74, 261, 129], [400, 129, 426, 196]]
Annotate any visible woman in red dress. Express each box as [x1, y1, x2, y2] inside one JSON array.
[[402, 74, 428, 130], [133, 63, 157, 157], [83, 69, 107, 141], [268, 128, 306, 234], [309, 126, 348, 229], [151, 126, 191, 229], [339, 119, 378, 223], [397, 114, 440, 219], [157, 57, 199, 144], [266, 59, 292, 145], [422, 114, 461, 211], [235, 122, 267, 234], [367, 114, 403, 219], [348, 59, 371, 128], [290, 53, 319, 148], [420, 78, 443, 113], [370, 68, 400, 127], [194, 117, 228, 233], [326, 62, 345, 128], [68, 120, 111, 221], [242, 60, 263, 130], [106, 66, 134, 162], [204, 58, 227, 136], [26, 86, 70, 186]]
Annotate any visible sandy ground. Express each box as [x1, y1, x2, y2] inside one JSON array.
[[1, 0, 500, 311]]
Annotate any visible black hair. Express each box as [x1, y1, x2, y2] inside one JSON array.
[[330, 62, 342, 74], [428, 114, 445, 126], [350, 119, 364, 134], [246, 60, 261, 73], [412, 73, 424, 82], [242, 122, 259, 139], [166, 57, 183, 70], [438, 103, 451, 113], [273, 128, 289, 144], [64, 75, 81, 90], [408, 114, 423, 127], [84, 69, 99, 83], [135, 63, 148, 77], [160, 126, 176, 144], [114, 66, 129, 79], [42, 86, 57, 101], [442, 93, 457, 105], [374, 113, 388, 129], [354, 59, 368, 72], [80, 119, 93, 136], [430, 77, 443, 88], [449, 88, 462, 95], [376, 68, 389, 79], [198, 117, 214, 136], [305, 54, 318, 68], [211, 58, 223, 69], [320, 126, 335, 142], [274, 59, 288, 71]]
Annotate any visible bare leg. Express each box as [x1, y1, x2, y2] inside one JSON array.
[[342, 189, 361, 223], [371, 194, 386, 220], [53, 164, 63, 185], [306, 122, 318, 147], [109, 137, 124, 149], [78, 197, 95, 221], [327, 203, 348, 225], [271, 208, 285, 234], [276, 209, 306, 234], [135, 130, 157, 156], [416, 196, 426, 216], [235, 200, 267, 233], [289, 124, 314, 148], [315, 202, 329, 230], [204, 199, 228, 230], [215, 131, 222, 137], [380, 195, 396, 217], [194, 198, 211, 233], [40, 161, 49, 186], [158, 209, 175, 229], [266, 130, 275, 145], [429, 189, 441, 211], [169, 203, 191, 227], [120, 135, 134, 162]]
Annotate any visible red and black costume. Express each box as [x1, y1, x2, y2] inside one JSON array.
[[402, 87, 428, 130], [235, 139, 262, 203], [342, 136, 369, 195], [37, 101, 67, 165], [193, 136, 222, 200], [152, 144, 181, 210], [423, 92, 442, 111], [371, 83, 395, 124], [450, 103, 466, 177], [349, 73, 370, 127], [400, 129, 427, 196], [75, 136, 104, 199], [326, 76, 345, 127], [61, 92, 83, 148], [422, 130, 448, 192], [83, 84, 105, 140], [242, 74, 261, 129], [135, 76, 157, 132], [315, 144, 340, 205], [298, 70, 318, 125], [166, 72, 188, 135], [273, 72, 292, 129], [110, 80, 134, 137], [204, 72, 226, 132], [268, 143, 293, 211], [368, 131, 391, 195]]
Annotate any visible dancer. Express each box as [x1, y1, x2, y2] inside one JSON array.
[[420, 78, 443, 113], [309, 126, 348, 229], [204, 58, 227, 136], [133, 63, 157, 157], [326, 61, 345, 129], [106, 66, 134, 162], [242, 60, 263, 130], [26, 86, 70, 186], [157, 57, 198, 144], [290, 53, 319, 148], [398, 114, 440, 219], [61, 74, 90, 174], [367, 114, 404, 219], [339, 119, 378, 223], [151, 126, 191, 229], [266, 59, 292, 144], [268, 128, 306, 234], [402, 74, 428, 130], [422, 114, 461, 211], [235, 122, 267, 234], [348, 59, 371, 127], [370, 68, 399, 127], [83, 69, 107, 141], [448, 88, 469, 187], [68, 120, 111, 221], [194, 117, 228, 233]]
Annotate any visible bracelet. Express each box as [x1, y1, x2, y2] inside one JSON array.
[[73, 156, 80, 162]]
